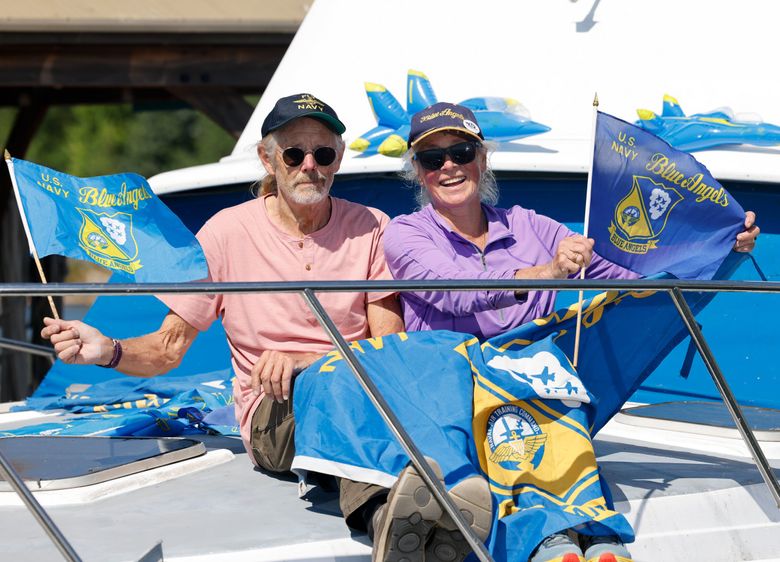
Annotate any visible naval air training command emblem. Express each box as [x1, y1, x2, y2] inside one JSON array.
[[487, 404, 547, 471]]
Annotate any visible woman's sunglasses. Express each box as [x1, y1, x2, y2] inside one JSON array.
[[414, 141, 480, 171], [281, 146, 337, 167]]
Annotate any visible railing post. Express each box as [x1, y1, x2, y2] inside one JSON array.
[[669, 287, 780, 508], [0, 446, 82, 561], [301, 289, 496, 562], [0, 337, 56, 361]]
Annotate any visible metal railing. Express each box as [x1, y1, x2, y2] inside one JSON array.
[[1, 278, 780, 562], [0, 337, 56, 361]]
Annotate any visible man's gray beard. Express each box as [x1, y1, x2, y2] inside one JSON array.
[[282, 175, 330, 205]]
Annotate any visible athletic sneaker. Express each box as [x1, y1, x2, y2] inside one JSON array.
[[425, 473, 492, 562], [530, 531, 585, 562], [580, 534, 633, 562], [371, 458, 491, 562]]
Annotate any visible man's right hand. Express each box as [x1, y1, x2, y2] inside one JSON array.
[[41, 317, 114, 365]]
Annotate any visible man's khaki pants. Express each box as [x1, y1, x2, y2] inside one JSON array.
[[250, 384, 387, 530]]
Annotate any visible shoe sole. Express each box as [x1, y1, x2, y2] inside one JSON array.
[[439, 475, 492, 538], [426, 475, 493, 562], [426, 527, 470, 562], [373, 460, 445, 562]]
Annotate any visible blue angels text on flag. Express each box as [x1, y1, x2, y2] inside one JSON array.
[[590, 111, 744, 279], [9, 157, 208, 282], [292, 288, 708, 559]]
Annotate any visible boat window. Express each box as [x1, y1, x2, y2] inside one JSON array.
[[620, 401, 780, 440], [0, 436, 206, 491]]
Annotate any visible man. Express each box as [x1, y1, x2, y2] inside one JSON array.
[[41, 93, 490, 562]]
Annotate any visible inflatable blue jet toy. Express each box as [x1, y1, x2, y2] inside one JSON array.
[[349, 70, 551, 157], [635, 94, 780, 152]]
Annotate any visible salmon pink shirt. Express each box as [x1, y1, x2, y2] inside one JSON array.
[[160, 195, 393, 460]]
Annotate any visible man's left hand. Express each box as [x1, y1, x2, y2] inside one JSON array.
[[734, 211, 760, 253], [251, 350, 296, 403]]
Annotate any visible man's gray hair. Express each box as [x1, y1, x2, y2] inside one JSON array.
[[400, 142, 499, 209], [256, 126, 345, 197]]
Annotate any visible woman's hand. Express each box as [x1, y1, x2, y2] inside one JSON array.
[[547, 235, 594, 278], [734, 211, 760, 253]]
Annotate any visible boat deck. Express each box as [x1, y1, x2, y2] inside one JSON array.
[[1, 409, 779, 562]]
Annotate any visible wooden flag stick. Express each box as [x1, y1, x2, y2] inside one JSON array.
[[32, 259, 60, 320], [4, 149, 60, 320], [572, 94, 599, 367]]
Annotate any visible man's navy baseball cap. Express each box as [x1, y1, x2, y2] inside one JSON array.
[[407, 102, 484, 147], [261, 93, 346, 137]]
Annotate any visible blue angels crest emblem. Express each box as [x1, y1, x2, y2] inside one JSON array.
[[609, 176, 684, 255], [486, 405, 547, 471], [77, 208, 142, 275]]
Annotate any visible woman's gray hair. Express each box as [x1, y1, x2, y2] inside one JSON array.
[[400, 141, 499, 209], [254, 127, 345, 197]]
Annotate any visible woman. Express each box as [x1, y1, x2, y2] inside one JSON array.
[[384, 102, 759, 562], [385, 103, 759, 342]]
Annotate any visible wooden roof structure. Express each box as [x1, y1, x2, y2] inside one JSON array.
[[0, 0, 309, 139], [0, 0, 307, 32]]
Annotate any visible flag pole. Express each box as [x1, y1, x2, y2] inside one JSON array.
[[572, 94, 599, 367], [4, 150, 60, 320]]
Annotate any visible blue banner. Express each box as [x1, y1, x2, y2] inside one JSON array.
[[590, 112, 744, 279], [292, 287, 708, 559], [293, 331, 483, 488], [475, 335, 634, 558], [4, 369, 238, 438], [9, 157, 208, 282]]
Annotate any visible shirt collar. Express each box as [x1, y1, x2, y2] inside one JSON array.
[[422, 203, 515, 246]]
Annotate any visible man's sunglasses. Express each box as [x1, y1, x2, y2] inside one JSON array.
[[414, 141, 480, 171], [281, 146, 337, 167]]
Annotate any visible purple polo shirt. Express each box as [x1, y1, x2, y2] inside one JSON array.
[[384, 204, 638, 339]]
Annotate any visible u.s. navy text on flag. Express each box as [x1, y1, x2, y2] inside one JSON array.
[[8, 158, 207, 283], [590, 112, 744, 279]]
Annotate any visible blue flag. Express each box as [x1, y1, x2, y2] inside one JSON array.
[[292, 287, 709, 559], [475, 335, 634, 559], [8, 157, 208, 282], [590, 111, 744, 279], [293, 331, 483, 489], [4, 369, 238, 438]]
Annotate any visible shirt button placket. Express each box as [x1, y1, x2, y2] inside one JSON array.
[[303, 239, 314, 274]]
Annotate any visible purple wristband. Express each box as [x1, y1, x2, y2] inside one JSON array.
[[98, 338, 123, 369]]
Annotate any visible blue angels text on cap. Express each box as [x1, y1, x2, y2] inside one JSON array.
[[408, 102, 485, 147]]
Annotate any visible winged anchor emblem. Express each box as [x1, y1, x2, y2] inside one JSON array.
[[489, 432, 547, 466], [486, 404, 548, 471]]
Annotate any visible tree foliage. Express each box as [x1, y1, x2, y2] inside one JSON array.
[[0, 102, 243, 306], [3, 103, 237, 178]]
